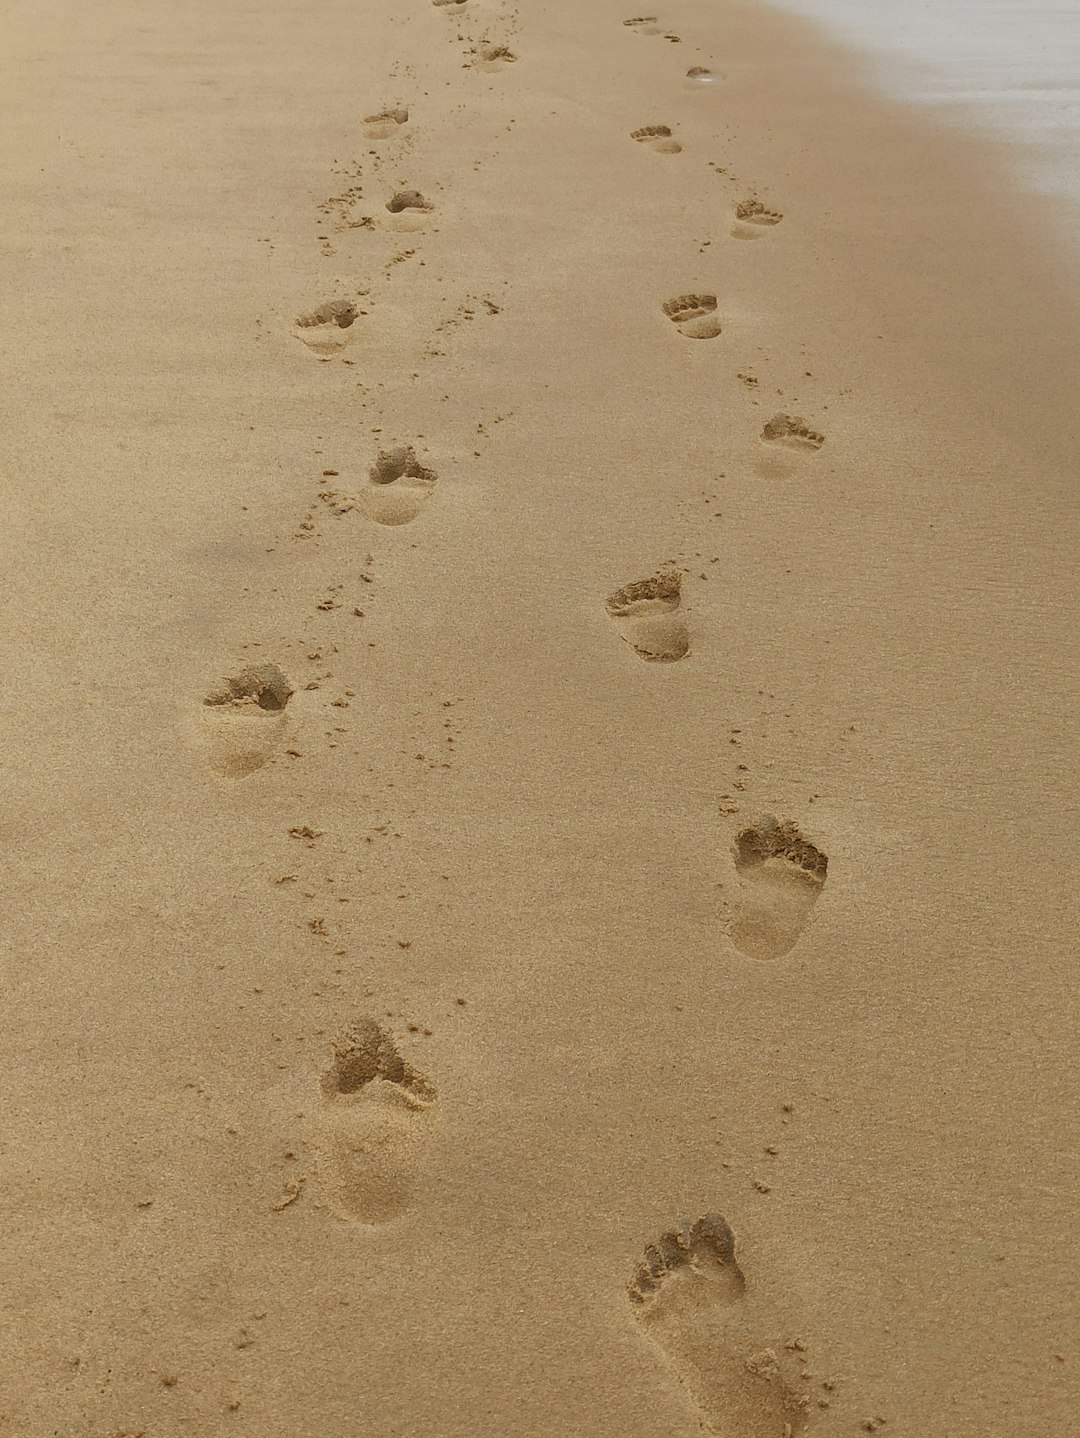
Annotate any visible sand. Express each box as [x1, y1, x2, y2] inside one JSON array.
[[1, 0, 1078, 1434]]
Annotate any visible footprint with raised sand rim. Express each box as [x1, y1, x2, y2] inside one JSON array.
[[313, 1018, 435, 1224], [384, 188, 434, 233], [663, 293, 722, 340], [361, 106, 409, 142], [294, 299, 359, 359], [732, 198, 784, 239], [632, 124, 683, 155], [630, 1214, 808, 1437], [607, 571, 689, 662], [361, 444, 438, 526], [201, 663, 292, 778], [729, 817, 827, 961]]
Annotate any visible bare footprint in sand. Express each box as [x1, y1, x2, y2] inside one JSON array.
[[632, 124, 683, 155], [382, 188, 434, 233], [729, 817, 828, 961], [624, 15, 681, 40], [761, 413, 824, 451], [630, 1214, 809, 1437], [732, 198, 784, 239], [362, 106, 409, 141], [313, 1018, 435, 1224], [294, 299, 360, 359], [201, 663, 292, 778], [473, 42, 518, 71], [361, 444, 438, 526], [607, 571, 689, 662], [663, 293, 722, 341]]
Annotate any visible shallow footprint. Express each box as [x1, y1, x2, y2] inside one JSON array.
[[361, 444, 438, 526], [632, 124, 683, 155], [629, 1214, 808, 1437], [760, 413, 824, 451], [732, 198, 784, 239], [361, 105, 409, 142], [623, 15, 680, 40], [294, 299, 359, 359], [201, 663, 292, 778], [314, 1017, 435, 1224], [729, 816, 828, 961], [662, 293, 722, 341], [607, 571, 689, 662], [473, 41, 518, 70]]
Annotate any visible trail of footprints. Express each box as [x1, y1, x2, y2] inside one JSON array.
[[200, 7, 858, 1429]]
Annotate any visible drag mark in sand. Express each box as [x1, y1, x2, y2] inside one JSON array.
[[313, 1018, 435, 1224], [362, 444, 438, 526], [630, 1214, 808, 1437], [632, 125, 683, 155], [663, 293, 722, 340], [729, 817, 828, 961], [606, 571, 689, 662], [201, 663, 293, 778]]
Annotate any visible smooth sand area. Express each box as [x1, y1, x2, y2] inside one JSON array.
[[1, 0, 1078, 1434]]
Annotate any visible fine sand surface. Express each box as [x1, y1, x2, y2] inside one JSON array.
[[1, 1, 1078, 1435]]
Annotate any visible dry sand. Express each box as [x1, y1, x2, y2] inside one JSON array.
[[1, 0, 1078, 1434]]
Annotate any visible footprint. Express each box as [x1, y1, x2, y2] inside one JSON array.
[[383, 188, 434, 233], [662, 293, 722, 341], [294, 299, 360, 359], [728, 817, 828, 961], [313, 1017, 435, 1224], [686, 65, 719, 85], [632, 124, 683, 155], [474, 42, 518, 70], [201, 663, 293, 778], [732, 199, 784, 239], [623, 15, 680, 40], [629, 1214, 809, 1437], [760, 413, 824, 451], [361, 445, 438, 526], [361, 106, 409, 142], [606, 571, 689, 662], [433, 0, 467, 5]]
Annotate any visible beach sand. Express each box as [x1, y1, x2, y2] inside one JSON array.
[[0, 0, 1077, 1434]]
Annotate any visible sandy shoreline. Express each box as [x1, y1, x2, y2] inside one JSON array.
[[1, 0, 1078, 1434]]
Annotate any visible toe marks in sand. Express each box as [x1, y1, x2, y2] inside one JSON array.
[[623, 15, 681, 41], [632, 124, 683, 155], [663, 293, 722, 340], [607, 571, 689, 662], [363, 444, 438, 526], [315, 1017, 435, 1224], [730, 817, 828, 961], [732, 198, 784, 239], [294, 299, 360, 359], [761, 413, 824, 451], [630, 1215, 808, 1437], [361, 106, 409, 141], [201, 663, 293, 778]]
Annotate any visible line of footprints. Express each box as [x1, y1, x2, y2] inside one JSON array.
[[205, 8, 865, 1434]]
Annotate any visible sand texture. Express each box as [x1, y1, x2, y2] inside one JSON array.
[[1, 0, 1078, 1434]]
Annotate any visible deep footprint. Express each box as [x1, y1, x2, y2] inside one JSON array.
[[761, 413, 825, 451], [294, 299, 359, 359], [361, 106, 409, 141], [314, 1017, 435, 1224], [384, 189, 434, 232], [729, 817, 828, 961], [663, 293, 722, 340], [732, 199, 784, 238], [362, 444, 438, 526], [606, 571, 689, 662], [632, 124, 683, 155], [201, 663, 293, 778], [630, 1214, 808, 1437]]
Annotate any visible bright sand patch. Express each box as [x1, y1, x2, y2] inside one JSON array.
[[0, 0, 1077, 1434]]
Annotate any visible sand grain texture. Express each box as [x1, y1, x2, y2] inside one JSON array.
[[1, 0, 1078, 1435]]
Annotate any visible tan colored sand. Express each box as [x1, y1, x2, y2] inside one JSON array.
[[1, 0, 1078, 1433]]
